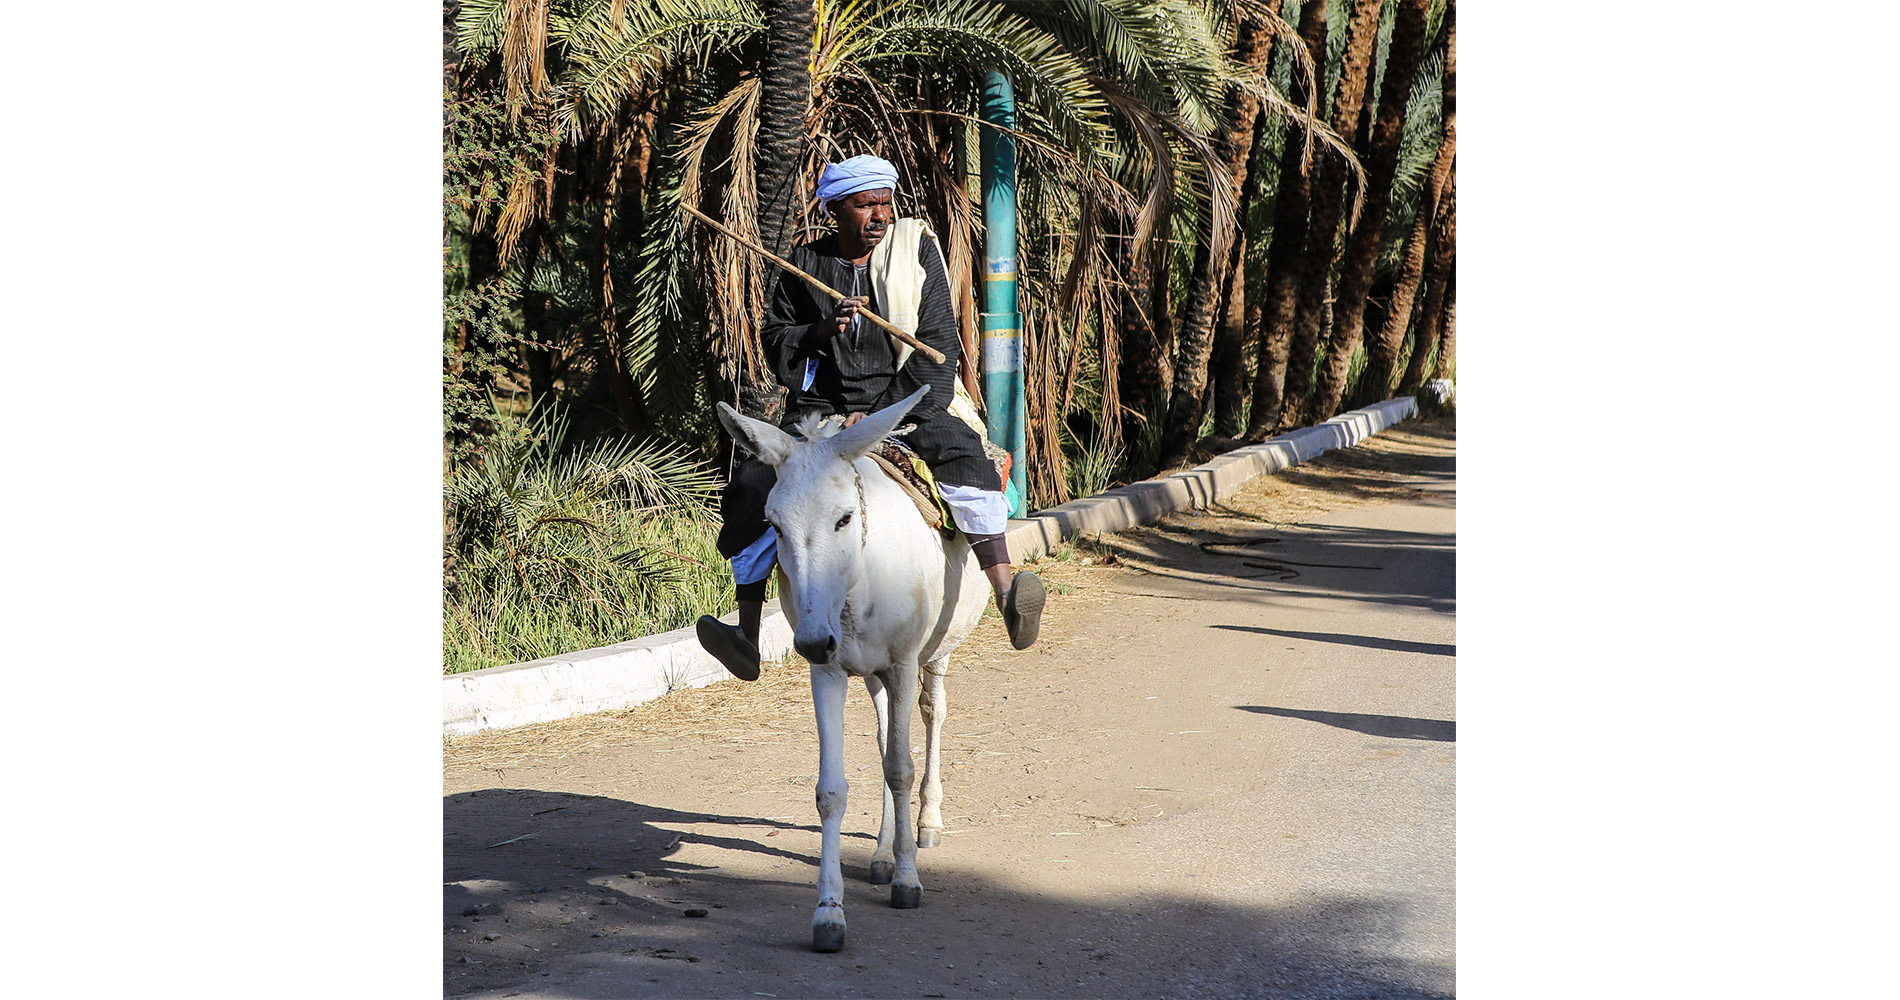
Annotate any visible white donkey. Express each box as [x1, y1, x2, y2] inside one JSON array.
[[715, 386, 991, 953]]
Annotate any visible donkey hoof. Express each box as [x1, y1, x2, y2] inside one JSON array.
[[812, 924, 846, 952], [917, 829, 940, 849], [868, 860, 895, 885], [890, 884, 921, 909]]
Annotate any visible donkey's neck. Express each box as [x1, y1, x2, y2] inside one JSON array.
[[840, 456, 951, 613]]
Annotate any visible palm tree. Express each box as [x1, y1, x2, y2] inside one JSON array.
[[1148, 1, 1361, 464], [667, 0, 1307, 497], [1308, 0, 1431, 421], [757, 0, 816, 258], [1361, 0, 1452, 404], [1429, 268, 1454, 382], [1403, 178, 1455, 390], [1243, 0, 1329, 439], [1163, 9, 1274, 457], [449, 0, 765, 455], [448, 1, 1352, 508], [1276, 0, 1382, 432]]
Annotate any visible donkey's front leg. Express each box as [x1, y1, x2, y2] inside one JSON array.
[[863, 673, 899, 885], [916, 656, 949, 849], [810, 666, 850, 951], [879, 664, 924, 908]]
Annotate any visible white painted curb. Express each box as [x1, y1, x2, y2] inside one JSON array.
[[444, 394, 1426, 735]]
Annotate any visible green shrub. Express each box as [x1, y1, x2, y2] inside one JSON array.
[[442, 399, 731, 673]]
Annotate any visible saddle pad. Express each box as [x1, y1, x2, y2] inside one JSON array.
[[869, 438, 950, 531]]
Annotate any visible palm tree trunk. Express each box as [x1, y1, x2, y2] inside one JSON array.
[[756, 0, 815, 256], [1210, 229, 1251, 436], [1277, 0, 1384, 432], [1150, 250, 1175, 409], [1112, 215, 1155, 449], [741, 0, 816, 423], [1310, 0, 1431, 420], [1430, 272, 1455, 383], [1208, 11, 1276, 438], [1159, 11, 1271, 463], [1358, 4, 1453, 406], [1399, 202, 1454, 394], [1423, 184, 1457, 384], [1159, 227, 1223, 464], [1244, 0, 1331, 439]]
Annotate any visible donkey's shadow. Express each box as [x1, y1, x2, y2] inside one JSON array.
[[443, 787, 860, 904]]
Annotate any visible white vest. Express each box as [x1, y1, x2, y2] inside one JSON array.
[[869, 217, 987, 435]]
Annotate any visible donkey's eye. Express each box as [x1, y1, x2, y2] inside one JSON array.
[[835, 511, 853, 531]]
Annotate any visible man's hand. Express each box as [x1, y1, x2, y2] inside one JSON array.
[[842, 411, 867, 428], [831, 295, 869, 334]]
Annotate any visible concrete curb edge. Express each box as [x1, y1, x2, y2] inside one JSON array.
[[444, 394, 1420, 736]]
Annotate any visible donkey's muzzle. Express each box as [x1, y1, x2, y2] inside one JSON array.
[[796, 632, 838, 664]]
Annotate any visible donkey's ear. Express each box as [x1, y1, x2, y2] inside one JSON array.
[[717, 402, 798, 467], [828, 385, 931, 464]]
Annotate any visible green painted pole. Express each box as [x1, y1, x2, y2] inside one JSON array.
[[978, 70, 1026, 516]]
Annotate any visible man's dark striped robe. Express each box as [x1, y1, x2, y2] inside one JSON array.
[[717, 230, 998, 560]]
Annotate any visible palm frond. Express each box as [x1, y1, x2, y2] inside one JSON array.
[[850, 0, 1114, 167], [551, 0, 762, 127]]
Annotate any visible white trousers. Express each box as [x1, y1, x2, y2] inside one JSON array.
[[730, 484, 1010, 586]]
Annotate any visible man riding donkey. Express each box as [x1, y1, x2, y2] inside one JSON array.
[[696, 154, 1046, 679]]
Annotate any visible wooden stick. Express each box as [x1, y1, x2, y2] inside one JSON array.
[[679, 202, 948, 365]]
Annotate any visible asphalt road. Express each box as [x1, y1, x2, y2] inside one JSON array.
[[442, 419, 1456, 999]]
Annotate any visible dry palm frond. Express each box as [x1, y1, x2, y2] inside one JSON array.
[[1022, 306, 1071, 507], [1144, 106, 1239, 270], [595, 101, 640, 360], [494, 137, 559, 263], [1237, 0, 1320, 171], [822, 64, 914, 191], [1097, 81, 1174, 277], [1262, 96, 1368, 231], [502, 0, 553, 116], [677, 77, 771, 386]]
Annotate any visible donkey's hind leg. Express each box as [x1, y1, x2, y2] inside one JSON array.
[[916, 656, 950, 849], [864, 673, 899, 885]]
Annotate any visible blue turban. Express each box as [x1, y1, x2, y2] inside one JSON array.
[[815, 155, 898, 215]]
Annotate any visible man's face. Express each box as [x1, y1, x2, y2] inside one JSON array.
[[832, 188, 894, 249]]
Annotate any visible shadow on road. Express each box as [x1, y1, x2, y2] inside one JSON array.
[[1095, 520, 1455, 616], [1211, 624, 1455, 657], [1236, 705, 1456, 742], [1086, 418, 1456, 617], [444, 787, 1454, 999], [1254, 421, 1456, 503]]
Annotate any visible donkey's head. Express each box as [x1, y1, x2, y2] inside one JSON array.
[[716, 386, 930, 664]]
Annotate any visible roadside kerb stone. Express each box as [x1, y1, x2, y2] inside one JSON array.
[[1016, 396, 1417, 544], [443, 608, 798, 736], [444, 395, 1421, 735]]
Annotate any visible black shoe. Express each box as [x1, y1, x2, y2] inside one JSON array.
[[1003, 572, 1045, 650], [696, 615, 761, 681]]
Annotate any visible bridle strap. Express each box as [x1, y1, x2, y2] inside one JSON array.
[[853, 468, 868, 547]]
